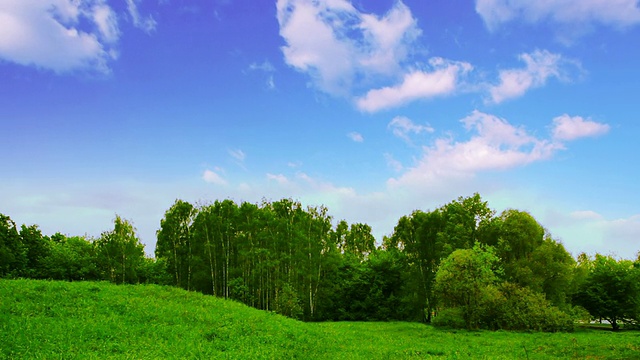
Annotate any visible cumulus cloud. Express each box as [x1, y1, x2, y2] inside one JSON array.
[[476, 0, 640, 31], [388, 110, 609, 189], [488, 50, 575, 104], [203, 169, 227, 186], [348, 132, 364, 142], [551, 114, 610, 141], [0, 0, 155, 73], [0, 0, 119, 73], [276, 0, 421, 96], [357, 59, 472, 112], [388, 116, 434, 144]]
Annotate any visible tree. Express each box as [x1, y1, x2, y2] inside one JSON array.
[[274, 282, 303, 319], [438, 194, 495, 256], [573, 254, 640, 330], [20, 224, 50, 278], [390, 210, 443, 322], [95, 215, 145, 284], [528, 237, 575, 307], [156, 199, 196, 289], [0, 214, 25, 277], [344, 223, 375, 260], [434, 243, 501, 329], [42, 235, 99, 281]]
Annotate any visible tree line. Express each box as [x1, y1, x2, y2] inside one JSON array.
[[1, 194, 638, 331]]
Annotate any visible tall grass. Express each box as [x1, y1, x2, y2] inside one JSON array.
[[1, 279, 638, 359]]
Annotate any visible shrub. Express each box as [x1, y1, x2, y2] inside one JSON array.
[[495, 283, 573, 332], [432, 308, 466, 329]]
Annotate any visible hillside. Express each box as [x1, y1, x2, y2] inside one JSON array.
[[1, 279, 639, 359]]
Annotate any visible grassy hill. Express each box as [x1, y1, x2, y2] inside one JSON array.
[[1, 279, 639, 359]]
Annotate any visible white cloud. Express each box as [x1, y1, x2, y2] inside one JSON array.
[[388, 110, 610, 190], [388, 116, 434, 144], [476, 0, 640, 31], [248, 60, 276, 90], [543, 209, 640, 259], [0, 0, 156, 73], [551, 114, 610, 141], [358, 1, 422, 75], [92, 3, 120, 44], [384, 153, 404, 172], [389, 111, 556, 189], [357, 59, 472, 112], [0, 0, 119, 73], [570, 210, 605, 221], [125, 0, 157, 34], [266, 173, 289, 185], [348, 132, 364, 142], [488, 50, 573, 104], [229, 149, 246, 162], [276, 0, 421, 96], [202, 170, 227, 186], [249, 60, 275, 72]]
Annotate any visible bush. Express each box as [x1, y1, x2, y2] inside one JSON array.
[[432, 308, 466, 329], [495, 283, 573, 332], [567, 305, 592, 324], [434, 283, 574, 332]]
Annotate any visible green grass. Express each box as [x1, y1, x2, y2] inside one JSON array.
[[1, 279, 639, 359]]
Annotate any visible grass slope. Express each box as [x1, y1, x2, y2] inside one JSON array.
[[1, 279, 639, 359]]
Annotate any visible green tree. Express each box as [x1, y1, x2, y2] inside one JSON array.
[[274, 282, 303, 319], [528, 237, 575, 307], [434, 243, 501, 329], [573, 254, 640, 330], [95, 215, 145, 284], [390, 210, 443, 322], [42, 235, 99, 281], [0, 214, 25, 277], [156, 199, 197, 289], [438, 194, 495, 256], [20, 224, 50, 278]]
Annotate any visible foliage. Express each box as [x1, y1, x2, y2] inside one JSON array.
[[573, 254, 640, 330], [434, 243, 501, 329], [434, 244, 574, 332], [95, 215, 146, 284], [494, 282, 574, 332], [19, 224, 50, 278], [431, 308, 467, 329], [0, 214, 25, 277], [42, 235, 99, 281], [274, 282, 303, 319], [156, 199, 196, 290], [155, 198, 376, 321]]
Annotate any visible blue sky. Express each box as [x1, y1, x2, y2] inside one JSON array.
[[1, 0, 639, 259]]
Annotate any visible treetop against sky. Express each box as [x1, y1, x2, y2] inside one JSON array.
[[1, 0, 639, 258]]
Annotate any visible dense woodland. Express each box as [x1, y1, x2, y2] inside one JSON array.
[[1, 194, 639, 331]]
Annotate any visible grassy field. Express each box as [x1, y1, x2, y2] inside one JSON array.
[[1, 279, 639, 359]]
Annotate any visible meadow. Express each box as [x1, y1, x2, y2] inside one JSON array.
[[1, 279, 638, 359]]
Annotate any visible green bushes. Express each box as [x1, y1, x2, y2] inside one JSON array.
[[493, 283, 574, 332], [433, 285, 574, 332], [432, 308, 466, 329], [434, 246, 574, 332]]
